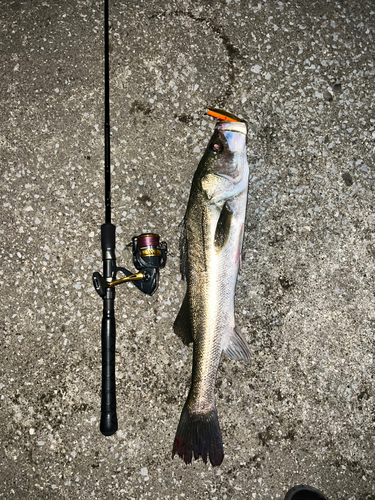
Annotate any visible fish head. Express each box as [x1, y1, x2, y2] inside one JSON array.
[[196, 120, 248, 204]]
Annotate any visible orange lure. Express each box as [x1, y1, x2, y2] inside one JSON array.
[[206, 107, 242, 122]]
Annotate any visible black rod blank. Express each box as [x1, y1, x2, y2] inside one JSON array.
[[104, 0, 111, 225], [100, 0, 118, 436]]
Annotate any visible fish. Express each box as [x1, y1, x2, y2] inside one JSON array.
[[172, 108, 251, 466]]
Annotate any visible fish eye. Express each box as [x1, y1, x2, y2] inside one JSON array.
[[211, 139, 223, 154]]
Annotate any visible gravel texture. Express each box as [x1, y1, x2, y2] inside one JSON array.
[[0, 0, 374, 499]]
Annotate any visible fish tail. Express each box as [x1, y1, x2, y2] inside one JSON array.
[[172, 404, 223, 466]]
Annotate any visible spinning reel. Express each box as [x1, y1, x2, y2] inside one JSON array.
[[93, 231, 167, 298]]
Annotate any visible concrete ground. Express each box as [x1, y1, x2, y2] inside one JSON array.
[[1, 0, 374, 498]]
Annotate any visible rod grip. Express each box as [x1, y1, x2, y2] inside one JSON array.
[[100, 293, 118, 436]]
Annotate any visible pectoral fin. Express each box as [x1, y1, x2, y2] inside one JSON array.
[[223, 328, 251, 364], [173, 293, 193, 345], [214, 201, 233, 252]]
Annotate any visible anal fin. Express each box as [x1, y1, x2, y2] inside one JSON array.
[[223, 328, 251, 364], [173, 293, 193, 345]]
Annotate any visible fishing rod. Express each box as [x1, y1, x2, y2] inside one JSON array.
[[92, 0, 167, 436]]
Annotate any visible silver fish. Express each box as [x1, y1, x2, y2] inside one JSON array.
[[172, 110, 251, 466]]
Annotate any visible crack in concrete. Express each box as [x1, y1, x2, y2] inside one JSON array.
[[148, 8, 242, 109]]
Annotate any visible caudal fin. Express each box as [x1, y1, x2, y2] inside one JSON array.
[[172, 405, 224, 466]]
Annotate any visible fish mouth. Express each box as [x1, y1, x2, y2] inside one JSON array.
[[206, 108, 247, 135], [216, 121, 247, 135]]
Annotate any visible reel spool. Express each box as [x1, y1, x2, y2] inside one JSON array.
[[132, 233, 167, 271]]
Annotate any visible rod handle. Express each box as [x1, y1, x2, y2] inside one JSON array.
[[100, 302, 118, 436]]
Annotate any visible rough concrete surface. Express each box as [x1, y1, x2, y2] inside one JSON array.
[[0, 0, 374, 498]]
